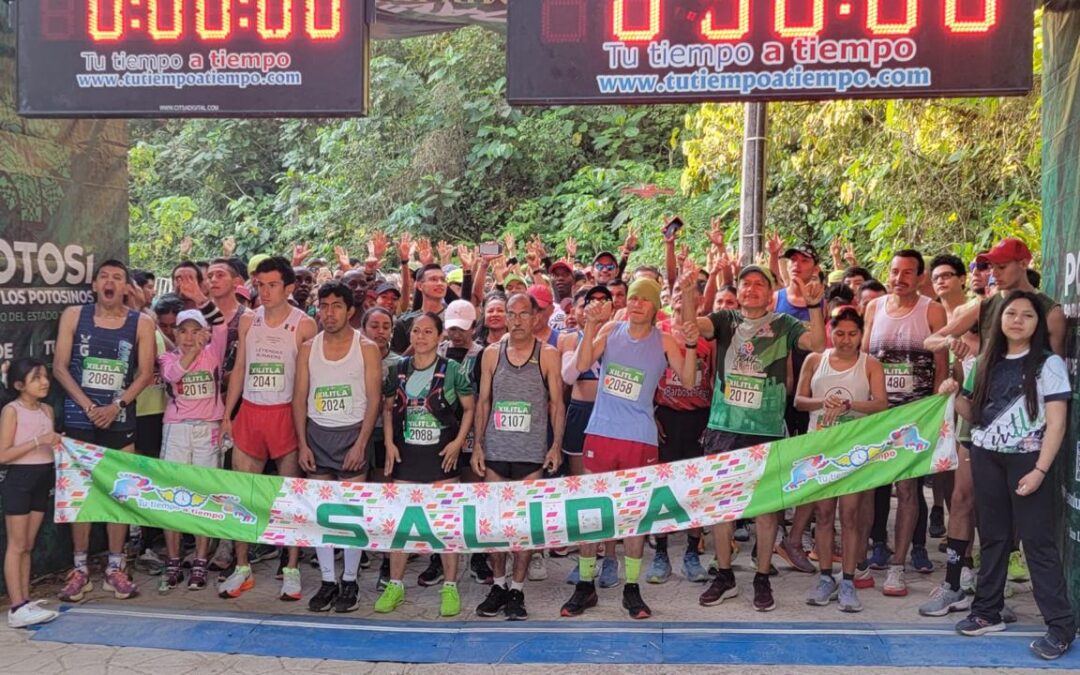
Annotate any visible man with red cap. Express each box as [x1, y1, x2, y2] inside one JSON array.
[[528, 285, 561, 347]]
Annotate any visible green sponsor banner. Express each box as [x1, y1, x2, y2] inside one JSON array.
[[57, 396, 956, 553]]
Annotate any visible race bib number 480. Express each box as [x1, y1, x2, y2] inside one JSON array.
[[314, 384, 353, 416], [179, 371, 215, 401], [884, 363, 914, 395], [405, 407, 440, 446], [81, 357, 126, 392], [493, 401, 532, 433], [248, 363, 285, 392], [724, 373, 764, 410], [603, 364, 645, 401]]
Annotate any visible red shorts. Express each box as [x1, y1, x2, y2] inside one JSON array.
[[233, 401, 298, 461], [582, 434, 658, 473]]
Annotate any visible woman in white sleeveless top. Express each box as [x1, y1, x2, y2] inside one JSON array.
[[795, 307, 888, 613]]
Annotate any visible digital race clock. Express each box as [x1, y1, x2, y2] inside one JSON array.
[[507, 0, 1033, 105], [18, 0, 371, 117]]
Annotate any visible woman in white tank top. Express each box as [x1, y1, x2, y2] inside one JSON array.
[[795, 307, 888, 613]]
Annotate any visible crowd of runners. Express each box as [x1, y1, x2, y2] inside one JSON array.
[[0, 223, 1074, 660]]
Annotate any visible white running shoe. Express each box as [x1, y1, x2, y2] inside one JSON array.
[[8, 600, 59, 628], [280, 567, 303, 601], [528, 553, 548, 581]]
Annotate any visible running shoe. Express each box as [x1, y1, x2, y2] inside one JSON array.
[[308, 581, 339, 612], [565, 564, 580, 585], [549, 546, 574, 558], [837, 579, 863, 613], [560, 580, 598, 617], [1008, 550, 1029, 582], [58, 569, 92, 602], [158, 561, 184, 594], [1030, 633, 1072, 660], [622, 583, 651, 620], [8, 600, 59, 629], [136, 549, 165, 576], [249, 544, 279, 564], [699, 570, 738, 606], [960, 566, 976, 595], [853, 565, 875, 589], [418, 555, 444, 587], [104, 568, 138, 599], [505, 589, 528, 621], [918, 583, 971, 617], [188, 561, 208, 591], [911, 546, 934, 574], [883, 565, 907, 597], [440, 584, 461, 617], [956, 614, 1005, 636], [218, 566, 254, 599], [377, 557, 391, 591], [1001, 605, 1017, 624], [733, 524, 751, 543], [866, 542, 892, 570], [374, 582, 405, 613], [682, 550, 710, 583], [645, 551, 672, 584], [470, 553, 494, 585], [360, 551, 371, 569], [280, 567, 302, 601], [929, 506, 946, 538], [335, 580, 361, 613], [775, 537, 815, 574], [476, 584, 509, 616], [806, 575, 839, 606], [209, 540, 234, 571], [752, 575, 776, 612], [598, 556, 620, 588], [275, 549, 288, 580], [528, 553, 548, 581]]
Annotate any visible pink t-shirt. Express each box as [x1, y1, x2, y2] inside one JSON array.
[[160, 336, 227, 424]]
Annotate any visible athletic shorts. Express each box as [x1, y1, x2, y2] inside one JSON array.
[[0, 463, 54, 515], [135, 413, 164, 458], [65, 426, 136, 451], [392, 444, 457, 484], [485, 460, 544, 481], [233, 401, 298, 461], [162, 421, 222, 469], [700, 429, 779, 455], [368, 429, 387, 471], [583, 434, 658, 473], [657, 407, 710, 464], [562, 399, 594, 456], [307, 419, 365, 478]]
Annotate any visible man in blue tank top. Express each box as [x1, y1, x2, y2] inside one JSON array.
[[53, 259, 157, 602]]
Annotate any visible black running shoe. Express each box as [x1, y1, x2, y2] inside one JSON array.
[[377, 557, 390, 590], [250, 544, 279, 564], [622, 583, 652, 620], [699, 570, 738, 606], [360, 551, 371, 569], [470, 553, 494, 585], [752, 574, 776, 612], [308, 581, 339, 612], [476, 584, 509, 617], [335, 580, 360, 613], [418, 554, 444, 586], [505, 589, 528, 621], [560, 580, 598, 617], [929, 506, 946, 539]]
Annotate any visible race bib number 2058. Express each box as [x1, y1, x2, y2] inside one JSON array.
[[603, 363, 645, 402]]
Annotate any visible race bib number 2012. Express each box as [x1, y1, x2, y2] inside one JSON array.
[[724, 373, 764, 410]]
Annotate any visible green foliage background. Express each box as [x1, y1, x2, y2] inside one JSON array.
[[130, 19, 1043, 279]]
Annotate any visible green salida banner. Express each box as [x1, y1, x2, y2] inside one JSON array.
[[56, 396, 957, 553]]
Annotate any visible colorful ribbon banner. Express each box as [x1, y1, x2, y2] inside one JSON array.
[[55, 396, 956, 553]]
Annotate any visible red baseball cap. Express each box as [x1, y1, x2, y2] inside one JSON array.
[[527, 284, 554, 309], [975, 238, 1032, 265], [549, 260, 573, 275]]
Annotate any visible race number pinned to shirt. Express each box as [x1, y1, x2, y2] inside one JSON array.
[[248, 363, 285, 392], [884, 363, 914, 395], [179, 371, 215, 401], [81, 357, 126, 392], [493, 401, 532, 433], [405, 406, 440, 446], [724, 373, 764, 410], [603, 363, 645, 401], [314, 384, 353, 416]]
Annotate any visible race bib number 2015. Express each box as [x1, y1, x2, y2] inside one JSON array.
[[179, 371, 215, 401]]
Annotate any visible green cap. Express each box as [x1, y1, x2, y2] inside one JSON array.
[[738, 265, 775, 287]]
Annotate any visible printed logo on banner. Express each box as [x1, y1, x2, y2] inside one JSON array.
[[110, 472, 255, 524], [784, 424, 929, 492]]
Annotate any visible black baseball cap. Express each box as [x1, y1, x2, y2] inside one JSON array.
[[783, 245, 819, 263], [375, 282, 401, 298], [584, 284, 613, 303]]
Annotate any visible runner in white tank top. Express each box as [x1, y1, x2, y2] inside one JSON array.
[[307, 331, 368, 428], [808, 350, 871, 431], [242, 304, 307, 405]]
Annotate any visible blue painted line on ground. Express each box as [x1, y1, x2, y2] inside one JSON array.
[[29, 605, 1078, 668]]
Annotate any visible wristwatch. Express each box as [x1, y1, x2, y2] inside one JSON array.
[[115, 399, 129, 411]]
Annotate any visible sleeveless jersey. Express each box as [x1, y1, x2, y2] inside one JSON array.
[[64, 305, 140, 431], [867, 295, 935, 407], [242, 305, 306, 405], [808, 350, 871, 431], [484, 340, 549, 463], [585, 322, 667, 446], [307, 330, 368, 428]]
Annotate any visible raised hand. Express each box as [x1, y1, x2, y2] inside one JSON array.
[[437, 240, 453, 267], [584, 299, 613, 325], [794, 275, 825, 305], [492, 256, 507, 283], [292, 242, 312, 267], [708, 217, 726, 249], [530, 234, 547, 259], [622, 226, 639, 256], [844, 242, 859, 267], [417, 238, 434, 265], [678, 258, 699, 295], [565, 236, 577, 262], [371, 231, 389, 261], [334, 245, 352, 271], [396, 233, 413, 263], [766, 231, 784, 257], [504, 233, 517, 258], [457, 244, 476, 269]]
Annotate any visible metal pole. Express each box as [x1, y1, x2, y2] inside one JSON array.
[[739, 102, 768, 265]]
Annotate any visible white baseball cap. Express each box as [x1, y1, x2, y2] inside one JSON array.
[[444, 300, 477, 331], [176, 309, 209, 329]]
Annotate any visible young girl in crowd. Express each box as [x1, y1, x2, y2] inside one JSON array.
[[1, 358, 61, 628], [942, 290, 1075, 660]]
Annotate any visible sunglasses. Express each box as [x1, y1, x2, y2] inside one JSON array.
[[594, 262, 618, 272]]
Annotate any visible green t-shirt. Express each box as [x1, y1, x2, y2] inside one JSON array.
[[707, 310, 806, 438], [382, 357, 473, 412]]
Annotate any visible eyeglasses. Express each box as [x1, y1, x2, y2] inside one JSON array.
[[594, 263, 618, 272], [506, 312, 534, 322], [931, 272, 958, 282]]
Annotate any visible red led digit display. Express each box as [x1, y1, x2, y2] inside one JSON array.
[[18, 0, 370, 117], [508, 0, 1032, 105]]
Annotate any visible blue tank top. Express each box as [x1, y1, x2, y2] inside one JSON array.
[[585, 322, 667, 445], [64, 305, 140, 431], [574, 330, 599, 381], [775, 288, 819, 323]]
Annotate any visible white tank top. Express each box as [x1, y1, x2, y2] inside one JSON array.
[[242, 305, 306, 405], [808, 349, 872, 431], [306, 330, 368, 428]]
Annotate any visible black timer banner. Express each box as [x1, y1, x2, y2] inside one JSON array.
[[18, 0, 371, 117], [507, 0, 1033, 105]]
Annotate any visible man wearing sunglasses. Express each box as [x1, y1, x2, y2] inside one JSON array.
[[592, 251, 622, 285]]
